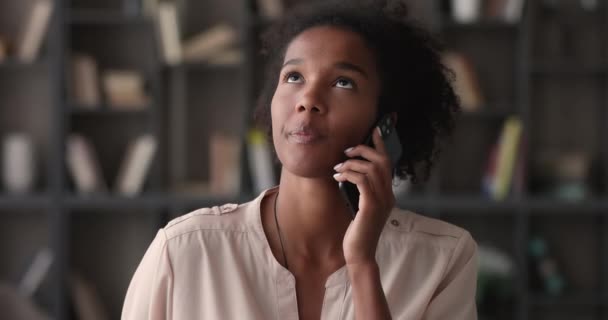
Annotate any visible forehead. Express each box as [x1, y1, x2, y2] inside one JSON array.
[[283, 26, 376, 67]]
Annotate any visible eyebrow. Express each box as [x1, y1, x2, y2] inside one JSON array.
[[282, 58, 369, 79]]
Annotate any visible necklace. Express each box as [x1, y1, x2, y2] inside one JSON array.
[[274, 191, 289, 270]]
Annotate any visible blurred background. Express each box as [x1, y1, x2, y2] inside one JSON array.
[[0, 0, 605, 319]]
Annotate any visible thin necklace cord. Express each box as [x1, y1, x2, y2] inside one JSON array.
[[274, 191, 289, 271]]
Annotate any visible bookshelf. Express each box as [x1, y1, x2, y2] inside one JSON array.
[[0, 0, 606, 319]]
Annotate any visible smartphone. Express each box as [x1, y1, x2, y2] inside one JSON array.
[[338, 113, 402, 218]]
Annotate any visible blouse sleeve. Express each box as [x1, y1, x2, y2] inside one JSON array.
[[423, 230, 479, 320], [121, 229, 174, 320]]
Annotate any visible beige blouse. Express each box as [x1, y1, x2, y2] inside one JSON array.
[[122, 186, 478, 319]]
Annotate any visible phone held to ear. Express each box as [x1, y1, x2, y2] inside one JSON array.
[[338, 113, 402, 218]]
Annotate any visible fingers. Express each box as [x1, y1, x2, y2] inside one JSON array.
[[333, 159, 385, 195]]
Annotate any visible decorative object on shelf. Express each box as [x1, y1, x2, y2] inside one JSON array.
[[142, 0, 160, 17], [531, 150, 591, 200], [247, 127, 276, 194], [102, 69, 150, 110], [482, 116, 524, 200], [2, 133, 36, 194], [70, 53, 101, 109], [114, 134, 157, 196], [528, 235, 566, 296], [0, 283, 50, 320], [66, 133, 108, 194], [448, 0, 526, 23], [70, 272, 110, 320], [16, 0, 53, 63], [476, 244, 515, 317], [182, 24, 239, 64], [209, 132, 241, 196], [0, 35, 7, 62], [256, 0, 284, 20], [441, 51, 484, 112]]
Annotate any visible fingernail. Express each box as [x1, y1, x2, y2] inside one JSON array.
[[333, 163, 343, 170], [377, 126, 382, 137], [344, 147, 354, 153], [333, 173, 341, 179]]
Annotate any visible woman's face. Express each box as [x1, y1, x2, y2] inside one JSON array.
[[271, 26, 381, 178]]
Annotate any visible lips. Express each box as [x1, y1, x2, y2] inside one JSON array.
[[288, 127, 324, 144]]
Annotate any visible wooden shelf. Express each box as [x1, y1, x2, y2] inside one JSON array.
[[530, 64, 608, 76], [68, 9, 152, 26], [0, 194, 53, 210], [441, 19, 520, 32], [529, 292, 605, 307], [69, 107, 152, 115]]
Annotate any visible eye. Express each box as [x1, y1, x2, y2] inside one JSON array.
[[335, 78, 354, 89], [285, 72, 303, 83]]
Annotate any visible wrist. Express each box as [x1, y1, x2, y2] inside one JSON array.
[[346, 260, 380, 280]]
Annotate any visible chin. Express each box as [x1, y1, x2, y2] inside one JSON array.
[[278, 150, 336, 179]]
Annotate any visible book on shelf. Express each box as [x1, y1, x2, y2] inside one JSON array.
[[182, 24, 238, 63], [156, 1, 182, 65], [154, 2, 241, 66], [102, 69, 150, 110], [18, 247, 53, 298], [247, 128, 276, 194], [210, 132, 241, 196], [66, 134, 108, 194], [69, 272, 110, 320], [70, 53, 101, 109], [16, 0, 53, 63], [256, 0, 284, 20], [206, 48, 244, 66], [114, 134, 157, 196], [441, 51, 484, 112], [482, 116, 524, 200]]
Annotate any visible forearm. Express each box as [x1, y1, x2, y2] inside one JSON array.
[[347, 261, 392, 320]]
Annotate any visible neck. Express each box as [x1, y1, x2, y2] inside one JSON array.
[[274, 168, 352, 263]]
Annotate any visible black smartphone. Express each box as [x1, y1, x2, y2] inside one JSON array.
[[338, 113, 403, 218]]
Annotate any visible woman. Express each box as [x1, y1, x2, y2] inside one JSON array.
[[122, 2, 478, 319]]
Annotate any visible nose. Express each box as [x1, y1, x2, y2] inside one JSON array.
[[295, 84, 326, 115]]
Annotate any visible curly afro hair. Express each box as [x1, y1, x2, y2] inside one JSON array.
[[253, 1, 461, 185]]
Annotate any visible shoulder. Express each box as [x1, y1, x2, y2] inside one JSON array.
[[161, 199, 260, 240], [381, 207, 477, 255]]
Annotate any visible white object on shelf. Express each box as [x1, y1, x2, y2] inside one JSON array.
[[2, 133, 36, 194], [450, 0, 481, 23]]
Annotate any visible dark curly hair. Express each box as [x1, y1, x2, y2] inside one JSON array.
[[253, 1, 461, 185]]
